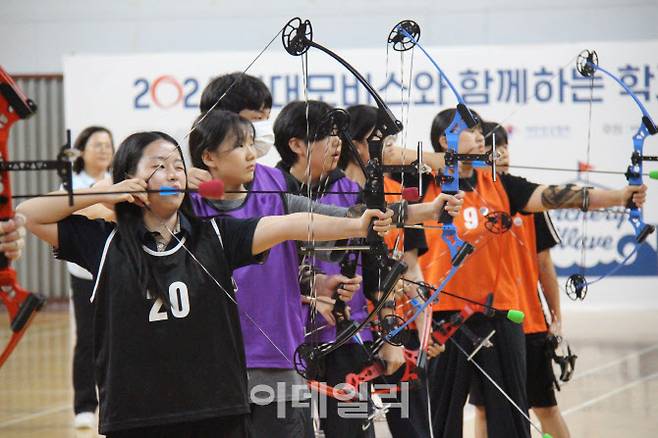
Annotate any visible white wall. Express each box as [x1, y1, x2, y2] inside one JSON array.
[[2, 0, 658, 73]]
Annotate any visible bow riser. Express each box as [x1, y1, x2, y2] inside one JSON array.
[[627, 124, 657, 243]]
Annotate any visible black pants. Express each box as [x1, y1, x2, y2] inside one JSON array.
[[382, 329, 431, 437], [320, 343, 375, 438], [106, 415, 248, 438], [384, 375, 431, 438], [470, 332, 558, 409], [429, 312, 530, 438], [246, 401, 314, 438], [70, 275, 98, 414]]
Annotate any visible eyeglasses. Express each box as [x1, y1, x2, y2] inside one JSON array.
[[87, 142, 113, 151]]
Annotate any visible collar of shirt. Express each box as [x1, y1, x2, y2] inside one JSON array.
[[275, 161, 347, 197], [67, 170, 111, 190], [138, 213, 193, 252], [459, 172, 479, 192]]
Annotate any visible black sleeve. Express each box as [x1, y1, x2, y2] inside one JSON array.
[[403, 227, 428, 256], [213, 216, 265, 270], [55, 215, 115, 277], [499, 173, 540, 216], [534, 212, 561, 253]]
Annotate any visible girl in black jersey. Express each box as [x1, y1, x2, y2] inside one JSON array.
[[16, 131, 399, 438]]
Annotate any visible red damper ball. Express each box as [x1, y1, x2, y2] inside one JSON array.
[[401, 187, 419, 202], [198, 180, 225, 200]]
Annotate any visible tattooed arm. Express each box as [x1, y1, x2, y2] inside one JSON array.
[[523, 183, 648, 212]]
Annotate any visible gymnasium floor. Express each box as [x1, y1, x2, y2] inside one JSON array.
[[1, 305, 657, 437]]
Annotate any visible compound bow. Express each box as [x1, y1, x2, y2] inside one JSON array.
[[0, 67, 75, 368], [565, 50, 657, 300]]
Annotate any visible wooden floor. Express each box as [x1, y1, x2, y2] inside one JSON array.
[[1, 306, 657, 437]]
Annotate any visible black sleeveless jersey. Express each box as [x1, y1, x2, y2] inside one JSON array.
[[56, 214, 262, 433]]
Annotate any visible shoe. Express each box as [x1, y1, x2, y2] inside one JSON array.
[[74, 412, 95, 429]]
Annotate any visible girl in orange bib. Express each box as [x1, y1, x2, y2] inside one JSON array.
[[420, 107, 648, 438]]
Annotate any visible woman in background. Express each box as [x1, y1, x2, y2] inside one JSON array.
[[66, 126, 114, 429]]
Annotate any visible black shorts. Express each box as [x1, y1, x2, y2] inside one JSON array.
[[320, 343, 375, 438], [106, 414, 248, 438], [470, 331, 557, 408]]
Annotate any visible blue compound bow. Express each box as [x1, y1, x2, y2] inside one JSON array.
[[565, 50, 657, 300]]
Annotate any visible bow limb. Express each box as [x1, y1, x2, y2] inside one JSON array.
[[306, 378, 363, 401], [344, 347, 420, 392], [392, 21, 497, 172], [304, 347, 419, 401], [385, 261, 464, 339], [0, 272, 45, 368]]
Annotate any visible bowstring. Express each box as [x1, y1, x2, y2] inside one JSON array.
[[139, 28, 288, 363], [183, 26, 285, 141], [299, 51, 349, 347], [398, 44, 435, 357], [579, 72, 595, 282], [122, 20, 297, 373], [394, 44, 434, 394], [300, 51, 320, 337], [382, 37, 437, 426]]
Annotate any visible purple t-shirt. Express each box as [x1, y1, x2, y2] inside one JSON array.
[[190, 164, 303, 368]]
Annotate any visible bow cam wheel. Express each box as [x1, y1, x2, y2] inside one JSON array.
[[293, 342, 324, 380], [315, 108, 350, 140], [282, 17, 312, 56], [576, 49, 598, 78], [388, 20, 420, 52], [565, 273, 588, 301]]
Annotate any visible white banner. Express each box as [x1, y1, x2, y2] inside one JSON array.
[[64, 40, 658, 308]]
